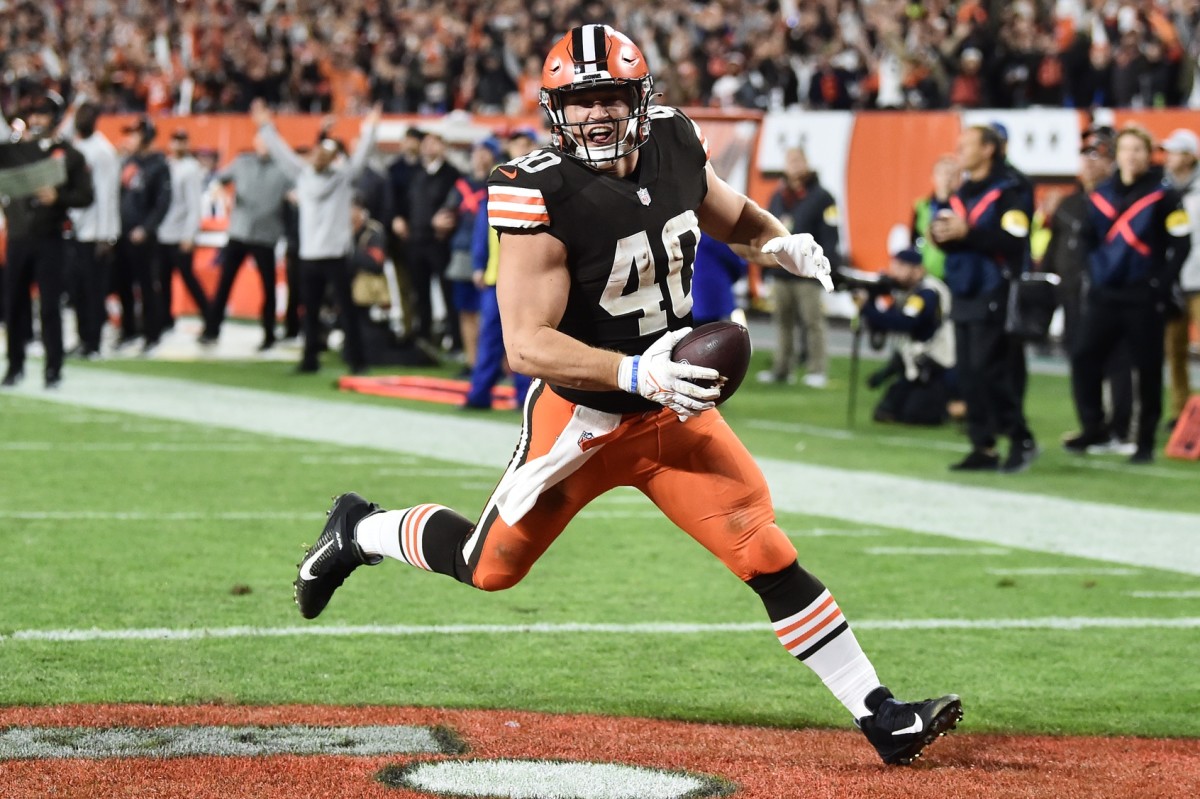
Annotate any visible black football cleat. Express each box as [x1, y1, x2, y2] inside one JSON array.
[[294, 492, 382, 619], [856, 687, 963, 765]]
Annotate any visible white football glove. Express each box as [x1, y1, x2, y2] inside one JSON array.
[[763, 233, 835, 292], [617, 328, 721, 419]]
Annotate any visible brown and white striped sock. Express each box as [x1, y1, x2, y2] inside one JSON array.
[[355, 505, 475, 580], [749, 561, 883, 719]]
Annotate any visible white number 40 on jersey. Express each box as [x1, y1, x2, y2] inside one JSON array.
[[600, 211, 698, 336]]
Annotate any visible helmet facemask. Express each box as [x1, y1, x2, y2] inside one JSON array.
[[541, 77, 653, 167]]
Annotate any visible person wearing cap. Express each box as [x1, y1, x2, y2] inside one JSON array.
[[0, 90, 93, 388], [116, 114, 172, 353], [1161, 128, 1200, 430], [157, 129, 210, 331], [1064, 126, 1191, 463], [1044, 126, 1134, 454], [252, 97, 381, 373], [856, 247, 955, 426], [201, 129, 293, 350], [62, 100, 121, 360], [506, 127, 538, 152], [931, 124, 1038, 473]]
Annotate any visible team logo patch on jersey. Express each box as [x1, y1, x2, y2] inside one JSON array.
[[903, 295, 926, 317], [1166, 209, 1191, 237], [638, 187, 651, 206], [1000, 209, 1030, 238]]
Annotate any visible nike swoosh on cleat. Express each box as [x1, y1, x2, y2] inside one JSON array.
[[299, 539, 335, 581], [892, 714, 924, 736]]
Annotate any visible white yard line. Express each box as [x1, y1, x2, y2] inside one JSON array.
[[863, 546, 1012, 556], [7, 368, 1200, 575], [0, 442, 316, 452], [0, 510, 319, 521], [987, 567, 1142, 576], [4, 617, 1200, 643], [1130, 590, 1200, 599]]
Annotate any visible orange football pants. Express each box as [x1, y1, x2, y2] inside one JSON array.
[[468, 385, 798, 591]]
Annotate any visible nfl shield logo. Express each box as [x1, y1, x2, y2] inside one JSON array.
[[637, 187, 651, 206]]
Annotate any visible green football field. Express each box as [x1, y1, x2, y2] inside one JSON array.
[[1, 346, 1197, 740]]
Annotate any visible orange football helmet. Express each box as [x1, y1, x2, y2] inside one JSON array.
[[540, 24, 655, 165]]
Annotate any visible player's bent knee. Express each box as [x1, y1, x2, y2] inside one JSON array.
[[730, 522, 799, 582], [471, 568, 527, 592]]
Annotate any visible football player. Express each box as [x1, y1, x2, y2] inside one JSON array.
[[295, 24, 961, 765]]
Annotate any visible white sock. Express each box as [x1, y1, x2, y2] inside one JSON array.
[[354, 510, 407, 562], [801, 630, 882, 719]]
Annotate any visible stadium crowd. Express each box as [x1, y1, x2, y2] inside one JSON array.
[[3, 1, 1200, 119]]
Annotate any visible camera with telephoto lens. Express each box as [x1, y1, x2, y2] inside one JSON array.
[[833, 266, 896, 298]]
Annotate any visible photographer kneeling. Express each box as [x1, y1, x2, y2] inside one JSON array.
[[856, 248, 955, 426]]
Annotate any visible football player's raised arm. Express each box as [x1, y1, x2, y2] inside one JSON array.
[[496, 231, 626, 391], [697, 164, 785, 264]]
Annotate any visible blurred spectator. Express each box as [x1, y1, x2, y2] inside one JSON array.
[[254, 98, 381, 374], [386, 127, 425, 341], [1161, 128, 1200, 430], [1042, 126, 1134, 453], [157, 128, 208, 330], [932, 124, 1037, 473], [912, 155, 961, 281], [443, 140, 497, 377], [1064, 126, 1191, 463], [347, 192, 390, 313], [858, 248, 955, 426], [0, 90, 93, 389], [398, 129, 460, 350], [63, 100, 121, 360], [758, 145, 839, 388], [464, 127, 537, 411], [691, 234, 748, 327], [115, 115, 171, 354], [202, 131, 292, 351]]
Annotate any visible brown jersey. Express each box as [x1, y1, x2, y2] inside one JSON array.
[[488, 106, 711, 413]]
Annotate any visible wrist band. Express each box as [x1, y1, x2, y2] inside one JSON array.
[[631, 355, 639, 394]]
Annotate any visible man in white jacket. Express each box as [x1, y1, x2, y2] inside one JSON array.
[[66, 102, 121, 359], [157, 129, 209, 331]]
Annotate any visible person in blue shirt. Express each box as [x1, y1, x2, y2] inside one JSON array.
[[692, 234, 747, 326], [858, 248, 955, 426]]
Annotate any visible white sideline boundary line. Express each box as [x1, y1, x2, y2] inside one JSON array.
[[0, 510, 319, 521], [4, 617, 1200, 643], [5, 368, 1200, 575]]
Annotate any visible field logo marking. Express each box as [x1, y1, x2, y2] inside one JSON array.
[[378, 759, 732, 799], [0, 725, 454, 759]]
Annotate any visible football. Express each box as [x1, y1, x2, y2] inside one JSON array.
[[670, 321, 752, 406]]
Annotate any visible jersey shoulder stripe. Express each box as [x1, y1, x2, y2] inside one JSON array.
[[487, 150, 564, 230], [488, 184, 549, 228]]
